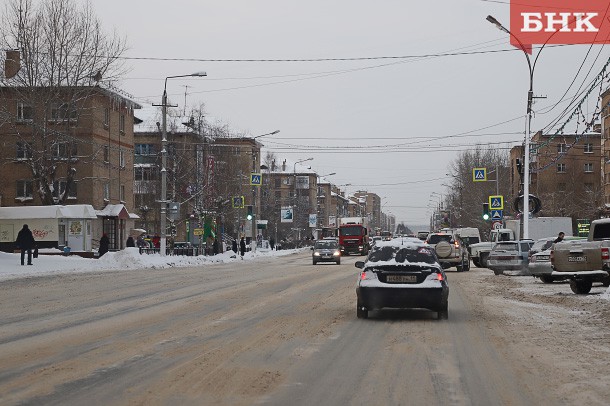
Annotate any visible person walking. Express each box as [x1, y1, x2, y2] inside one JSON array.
[[554, 232, 565, 244], [213, 238, 219, 255], [126, 236, 136, 247], [99, 233, 110, 257], [240, 237, 247, 258], [232, 239, 238, 253], [15, 224, 35, 266]]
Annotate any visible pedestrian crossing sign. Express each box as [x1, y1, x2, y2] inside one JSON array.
[[473, 168, 487, 182], [250, 173, 262, 186], [489, 195, 504, 210], [491, 209, 503, 221]]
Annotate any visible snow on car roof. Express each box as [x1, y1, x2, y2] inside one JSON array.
[[365, 238, 439, 267]]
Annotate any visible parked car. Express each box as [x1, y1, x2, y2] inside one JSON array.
[[529, 237, 586, 283], [312, 239, 341, 265], [417, 231, 429, 241], [355, 239, 449, 320], [425, 232, 470, 272], [487, 240, 534, 275]]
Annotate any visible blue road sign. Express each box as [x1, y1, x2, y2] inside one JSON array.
[[250, 173, 262, 186], [489, 195, 504, 210], [491, 210, 503, 221], [473, 168, 487, 182]]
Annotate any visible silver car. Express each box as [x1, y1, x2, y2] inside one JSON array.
[[487, 240, 534, 275], [312, 240, 341, 265]]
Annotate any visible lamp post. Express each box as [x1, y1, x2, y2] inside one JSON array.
[[487, 15, 554, 239], [158, 71, 207, 256]]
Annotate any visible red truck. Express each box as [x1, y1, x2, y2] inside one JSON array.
[[338, 217, 370, 255]]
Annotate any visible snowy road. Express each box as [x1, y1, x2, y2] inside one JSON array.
[[0, 250, 608, 405]]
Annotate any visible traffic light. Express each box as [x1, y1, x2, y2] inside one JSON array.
[[482, 203, 490, 221], [246, 205, 253, 220]]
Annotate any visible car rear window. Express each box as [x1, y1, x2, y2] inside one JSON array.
[[427, 234, 452, 244], [493, 242, 518, 251], [367, 245, 436, 264]]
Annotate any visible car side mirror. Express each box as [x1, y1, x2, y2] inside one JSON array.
[[355, 261, 365, 269]]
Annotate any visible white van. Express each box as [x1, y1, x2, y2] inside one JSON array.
[[454, 227, 481, 247]]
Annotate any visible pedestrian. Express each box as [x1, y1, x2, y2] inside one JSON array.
[[213, 238, 219, 255], [240, 236, 246, 258], [152, 235, 160, 248], [232, 239, 238, 253], [99, 233, 110, 257], [269, 237, 275, 250], [126, 236, 136, 247], [136, 234, 146, 248], [554, 232, 565, 244], [15, 224, 35, 266]]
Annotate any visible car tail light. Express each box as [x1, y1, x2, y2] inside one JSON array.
[[436, 272, 444, 281], [360, 271, 367, 280], [602, 248, 609, 261], [454, 241, 460, 249]]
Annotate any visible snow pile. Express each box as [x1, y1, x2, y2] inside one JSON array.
[[0, 247, 302, 281]]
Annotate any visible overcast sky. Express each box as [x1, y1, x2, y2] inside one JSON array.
[[94, 0, 610, 229]]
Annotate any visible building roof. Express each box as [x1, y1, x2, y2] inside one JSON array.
[[0, 204, 98, 219], [96, 204, 139, 219]]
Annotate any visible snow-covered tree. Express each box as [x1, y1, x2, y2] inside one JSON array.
[[0, 0, 127, 204]]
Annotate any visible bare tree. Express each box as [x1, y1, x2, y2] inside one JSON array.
[[0, 0, 127, 204]]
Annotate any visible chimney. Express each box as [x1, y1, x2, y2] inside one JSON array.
[[4, 50, 20, 79], [282, 159, 286, 171], [271, 159, 276, 171]]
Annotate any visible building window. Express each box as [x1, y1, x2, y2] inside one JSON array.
[[16, 180, 33, 199], [120, 185, 125, 202], [104, 108, 109, 128], [135, 167, 157, 181], [119, 114, 125, 134], [103, 183, 110, 201], [103, 145, 110, 163], [558, 143, 567, 154], [584, 143, 594, 153], [557, 163, 566, 173], [120, 149, 125, 168], [50, 102, 77, 122], [274, 178, 281, 188], [584, 163, 594, 173], [52, 180, 77, 200], [135, 144, 156, 155], [52, 142, 77, 160], [17, 103, 33, 122], [16, 142, 32, 159]]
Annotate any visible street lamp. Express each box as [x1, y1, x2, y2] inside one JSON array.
[[158, 71, 207, 256], [487, 15, 554, 239]]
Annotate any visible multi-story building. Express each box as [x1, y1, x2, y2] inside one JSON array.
[[133, 106, 261, 243], [353, 191, 382, 232], [510, 128, 602, 221], [0, 84, 140, 250]]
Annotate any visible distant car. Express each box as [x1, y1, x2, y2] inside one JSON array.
[[312, 239, 341, 265], [417, 231, 429, 241], [487, 240, 534, 275], [355, 239, 449, 320]]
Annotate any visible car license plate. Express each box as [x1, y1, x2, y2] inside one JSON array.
[[386, 274, 417, 283], [538, 255, 550, 261], [568, 255, 586, 262]]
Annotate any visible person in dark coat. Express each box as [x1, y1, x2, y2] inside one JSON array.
[[126, 236, 136, 247], [16, 224, 35, 265], [269, 237, 275, 250], [553, 232, 565, 244], [213, 238, 219, 255], [99, 233, 110, 257], [232, 239, 238, 253], [240, 237, 247, 257]]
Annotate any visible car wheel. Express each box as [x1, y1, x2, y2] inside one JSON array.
[[459, 255, 470, 272], [336, 260, 341, 265], [602, 276, 610, 287], [493, 269, 503, 276], [480, 252, 489, 268], [357, 302, 368, 319], [472, 258, 482, 268], [539, 275, 554, 284], [570, 279, 592, 294], [312, 260, 317, 265]]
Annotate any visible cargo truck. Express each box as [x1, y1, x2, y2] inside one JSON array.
[[338, 217, 370, 255]]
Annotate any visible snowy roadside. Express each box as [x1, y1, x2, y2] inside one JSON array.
[[0, 247, 304, 281]]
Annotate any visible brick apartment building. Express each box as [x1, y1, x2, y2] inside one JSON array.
[[510, 128, 602, 221], [0, 85, 140, 250]]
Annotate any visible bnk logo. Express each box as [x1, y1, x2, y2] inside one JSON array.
[[510, 0, 610, 53]]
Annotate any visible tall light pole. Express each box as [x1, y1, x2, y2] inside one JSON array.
[[157, 72, 206, 256], [487, 15, 555, 239]]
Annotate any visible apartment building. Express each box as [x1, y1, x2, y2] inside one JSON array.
[[0, 85, 140, 249]]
